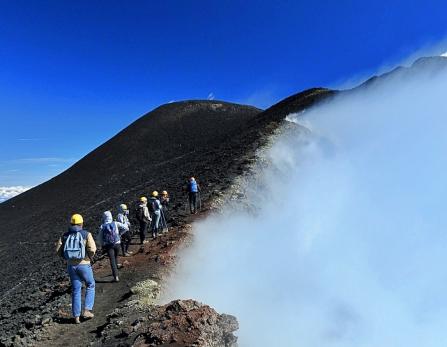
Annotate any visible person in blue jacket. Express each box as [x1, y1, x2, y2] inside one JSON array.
[[187, 177, 200, 214]]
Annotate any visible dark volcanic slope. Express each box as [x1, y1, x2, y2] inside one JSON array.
[[0, 101, 261, 293], [0, 92, 333, 339], [258, 87, 335, 122]]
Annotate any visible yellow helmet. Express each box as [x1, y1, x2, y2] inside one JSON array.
[[120, 203, 128, 210], [162, 190, 168, 196], [70, 214, 83, 225], [152, 191, 159, 197], [140, 196, 147, 203]]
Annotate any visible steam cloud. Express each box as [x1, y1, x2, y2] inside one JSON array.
[[164, 58, 447, 346]]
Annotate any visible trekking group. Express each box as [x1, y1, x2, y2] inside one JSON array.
[[55, 177, 200, 324]]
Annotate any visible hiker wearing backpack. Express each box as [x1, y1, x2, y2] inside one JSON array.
[[148, 191, 162, 239], [187, 177, 200, 214], [98, 211, 129, 282], [117, 204, 132, 257], [136, 196, 151, 244], [55, 214, 96, 324]]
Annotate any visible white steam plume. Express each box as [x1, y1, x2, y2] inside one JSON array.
[[163, 58, 447, 346]]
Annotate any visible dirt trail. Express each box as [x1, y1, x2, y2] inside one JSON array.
[[36, 218, 194, 347]]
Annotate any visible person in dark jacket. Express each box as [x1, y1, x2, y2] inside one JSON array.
[[117, 203, 132, 256], [160, 190, 170, 224]]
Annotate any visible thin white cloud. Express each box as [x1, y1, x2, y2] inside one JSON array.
[[0, 186, 31, 202], [207, 92, 215, 100], [16, 138, 44, 141], [12, 157, 75, 164]]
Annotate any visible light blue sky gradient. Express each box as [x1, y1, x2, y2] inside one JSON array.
[[1, 0, 447, 187]]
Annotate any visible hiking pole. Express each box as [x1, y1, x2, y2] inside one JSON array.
[[160, 209, 167, 232], [162, 210, 169, 232]]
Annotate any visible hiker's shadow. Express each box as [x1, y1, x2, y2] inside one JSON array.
[[53, 317, 76, 325], [118, 291, 132, 303], [95, 279, 116, 283]]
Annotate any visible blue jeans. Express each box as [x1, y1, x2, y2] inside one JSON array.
[[67, 264, 95, 317], [151, 211, 161, 236]]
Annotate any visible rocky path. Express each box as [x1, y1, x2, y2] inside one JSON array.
[[35, 222, 191, 347]]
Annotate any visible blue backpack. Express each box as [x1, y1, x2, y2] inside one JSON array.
[[148, 198, 160, 213], [102, 223, 120, 246], [63, 230, 87, 260], [189, 180, 198, 193]]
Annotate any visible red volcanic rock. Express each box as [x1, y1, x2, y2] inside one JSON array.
[[100, 299, 238, 347], [140, 300, 238, 347]]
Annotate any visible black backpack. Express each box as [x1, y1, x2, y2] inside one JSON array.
[[135, 205, 144, 221]]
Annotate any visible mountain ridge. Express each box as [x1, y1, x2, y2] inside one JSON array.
[[360, 55, 447, 87]]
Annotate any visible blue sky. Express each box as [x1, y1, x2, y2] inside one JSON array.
[[1, 0, 447, 189]]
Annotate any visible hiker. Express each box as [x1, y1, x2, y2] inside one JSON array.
[[160, 190, 170, 209], [187, 177, 200, 214], [136, 197, 151, 244], [148, 191, 162, 238], [160, 190, 171, 223], [55, 214, 96, 324], [98, 211, 129, 282], [117, 204, 132, 257]]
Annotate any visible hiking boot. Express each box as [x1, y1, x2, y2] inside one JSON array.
[[143, 240, 149, 244], [82, 310, 94, 320], [124, 252, 132, 257], [74, 317, 81, 324], [113, 276, 120, 282]]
